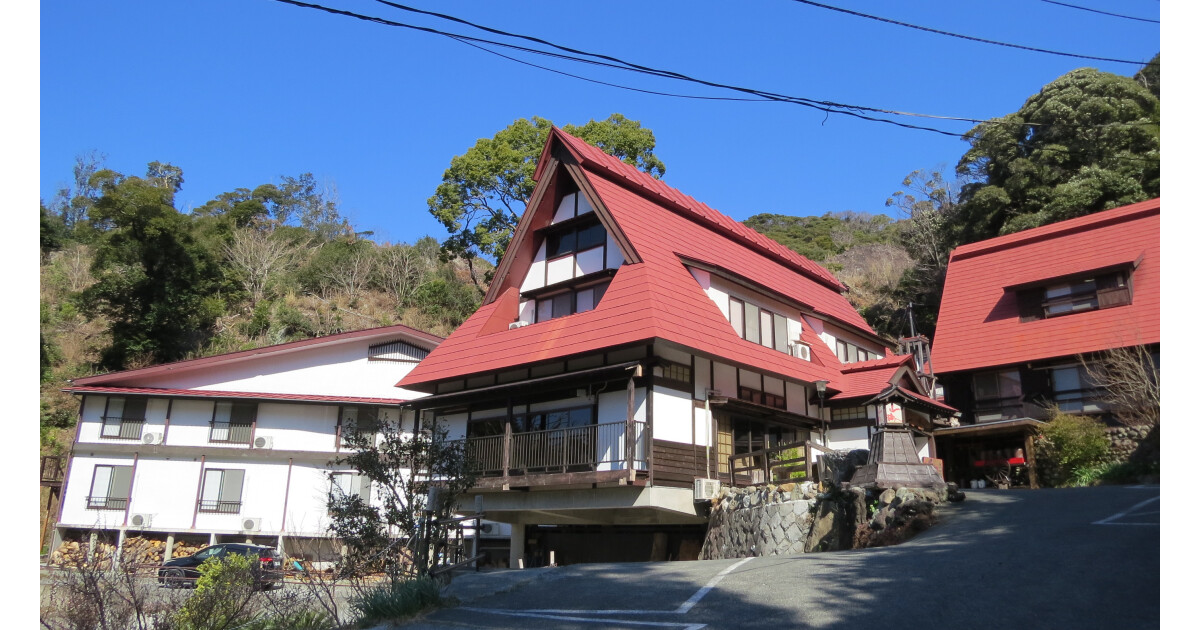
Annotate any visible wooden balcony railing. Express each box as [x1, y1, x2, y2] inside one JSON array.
[[727, 440, 811, 487], [457, 420, 648, 485], [41, 456, 65, 486]]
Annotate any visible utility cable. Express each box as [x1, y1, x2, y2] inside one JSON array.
[[1037, 1, 1159, 24], [786, 0, 1147, 65]]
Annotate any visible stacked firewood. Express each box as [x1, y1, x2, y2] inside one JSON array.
[[49, 540, 118, 568], [49, 537, 213, 568], [171, 541, 208, 558]]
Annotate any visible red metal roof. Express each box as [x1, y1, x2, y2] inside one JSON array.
[[65, 385, 407, 406], [73, 324, 442, 386], [398, 128, 875, 392], [930, 199, 1160, 375]]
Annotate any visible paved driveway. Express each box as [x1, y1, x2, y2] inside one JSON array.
[[397, 486, 1159, 629]]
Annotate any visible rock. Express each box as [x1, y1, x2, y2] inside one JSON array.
[[879, 488, 897, 505]]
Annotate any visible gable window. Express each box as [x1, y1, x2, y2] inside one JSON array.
[[209, 401, 256, 444], [87, 464, 133, 510], [329, 472, 372, 503], [198, 468, 244, 514], [655, 360, 692, 392], [534, 280, 610, 323], [972, 369, 1023, 422], [738, 386, 785, 410], [101, 397, 147, 440], [831, 406, 869, 422], [340, 406, 381, 448], [546, 217, 606, 259], [1018, 270, 1131, 322]]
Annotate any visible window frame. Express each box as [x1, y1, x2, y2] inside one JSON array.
[[339, 406, 381, 448], [87, 464, 133, 511], [198, 468, 245, 514], [532, 279, 611, 323], [209, 401, 257, 444], [972, 369, 1024, 422], [100, 397, 148, 440], [545, 216, 606, 261]]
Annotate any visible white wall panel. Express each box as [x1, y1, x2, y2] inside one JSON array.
[[605, 235, 624, 269], [254, 403, 339, 452], [59, 455, 138, 530], [652, 386, 694, 444], [553, 193, 577, 224], [827, 428, 869, 451], [575, 246, 604, 276], [520, 243, 548, 292], [128, 458, 205, 531], [546, 256, 574, 285]]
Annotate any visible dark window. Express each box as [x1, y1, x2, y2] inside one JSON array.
[[210, 402, 256, 444], [101, 397, 147, 440], [340, 406, 381, 447], [199, 469, 244, 513], [534, 280, 611, 323], [1051, 364, 1104, 414], [733, 418, 798, 454], [657, 360, 692, 391], [738, 386, 785, 410], [546, 217, 605, 259], [973, 369, 1023, 422], [1019, 270, 1131, 321], [831, 406, 868, 422], [467, 417, 507, 438], [87, 464, 132, 510]]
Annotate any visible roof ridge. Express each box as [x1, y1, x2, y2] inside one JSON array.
[[951, 198, 1160, 261], [552, 128, 846, 291]]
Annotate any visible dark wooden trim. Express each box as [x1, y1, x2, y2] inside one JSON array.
[[121, 452, 139, 527], [162, 399, 173, 444], [557, 149, 641, 265], [191, 455, 206, 529], [471, 469, 636, 489], [646, 346, 655, 487], [279, 458, 294, 534], [652, 439, 714, 488], [484, 157, 561, 305], [522, 268, 616, 301]]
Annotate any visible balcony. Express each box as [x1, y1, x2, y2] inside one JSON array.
[[41, 456, 65, 487], [198, 499, 242, 514], [209, 421, 253, 444], [100, 416, 145, 440], [458, 420, 648, 489], [86, 496, 128, 511]]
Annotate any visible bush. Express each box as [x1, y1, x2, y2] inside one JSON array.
[[350, 578, 442, 626], [175, 554, 259, 630], [1034, 411, 1110, 487]]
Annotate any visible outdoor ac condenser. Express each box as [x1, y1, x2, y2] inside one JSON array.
[[789, 343, 811, 361], [130, 513, 153, 528], [693, 478, 721, 502], [253, 436, 273, 449], [241, 517, 262, 532], [142, 432, 163, 445]]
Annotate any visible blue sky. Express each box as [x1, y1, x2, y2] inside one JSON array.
[[39, 0, 1159, 246]]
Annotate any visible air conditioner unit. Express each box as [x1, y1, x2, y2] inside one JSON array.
[[480, 523, 495, 535], [693, 478, 721, 502], [241, 517, 262, 532], [253, 436, 273, 449], [142, 432, 163, 445], [129, 513, 154, 528], [508, 321, 530, 330], [789, 343, 811, 361]]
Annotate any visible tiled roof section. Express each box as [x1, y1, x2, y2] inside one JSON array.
[[65, 385, 407, 406], [930, 199, 1159, 374], [73, 324, 443, 386], [553, 130, 847, 291], [828, 355, 918, 400], [840, 354, 913, 374], [897, 387, 957, 415], [398, 128, 874, 391]]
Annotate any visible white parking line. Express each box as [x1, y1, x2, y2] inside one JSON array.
[[458, 608, 706, 629], [460, 556, 755, 625], [1093, 496, 1160, 526]]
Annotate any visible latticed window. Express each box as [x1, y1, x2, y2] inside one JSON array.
[[831, 406, 868, 422]]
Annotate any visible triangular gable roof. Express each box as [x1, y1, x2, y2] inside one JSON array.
[[400, 128, 875, 392], [930, 199, 1159, 374], [73, 324, 442, 386], [829, 354, 923, 400]]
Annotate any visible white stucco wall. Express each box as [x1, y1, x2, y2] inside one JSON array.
[[116, 338, 428, 400], [651, 386, 695, 444], [60, 455, 140, 530], [827, 428, 870, 451]]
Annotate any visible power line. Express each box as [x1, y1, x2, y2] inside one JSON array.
[[785, 0, 1147, 65], [1037, 0, 1159, 24], [268, 1, 1159, 141]]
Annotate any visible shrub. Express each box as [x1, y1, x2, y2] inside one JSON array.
[[175, 554, 259, 630], [1034, 410, 1110, 487], [350, 577, 442, 626]]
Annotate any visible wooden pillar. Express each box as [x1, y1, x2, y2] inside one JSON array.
[[1024, 430, 1039, 489]]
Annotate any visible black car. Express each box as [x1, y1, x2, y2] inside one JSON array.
[[158, 543, 282, 589]]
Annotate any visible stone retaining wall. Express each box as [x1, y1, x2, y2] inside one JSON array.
[[699, 483, 817, 560]]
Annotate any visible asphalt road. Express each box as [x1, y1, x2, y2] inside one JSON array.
[[396, 486, 1160, 629]]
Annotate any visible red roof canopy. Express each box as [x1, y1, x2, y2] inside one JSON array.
[[930, 198, 1160, 375], [398, 128, 876, 392], [65, 385, 407, 406]]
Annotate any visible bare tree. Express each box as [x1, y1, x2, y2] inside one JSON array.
[[224, 227, 301, 305], [320, 246, 376, 304], [1082, 345, 1160, 427], [376, 244, 434, 306]]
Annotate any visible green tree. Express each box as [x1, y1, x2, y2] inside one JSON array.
[[80, 164, 223, 369], [954, 66, 1159, 245], [428, 114, 665, 287]]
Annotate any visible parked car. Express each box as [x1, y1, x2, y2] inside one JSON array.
[[158, 543, 282, 589]]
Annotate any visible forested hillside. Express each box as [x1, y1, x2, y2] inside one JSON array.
[[39, 162, 484, 454]]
